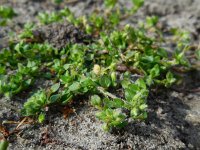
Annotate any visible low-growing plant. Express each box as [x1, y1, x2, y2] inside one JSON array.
[[0, 6, 16, 26], [0, 1, 198, 132], [37, 8, 78, 25]]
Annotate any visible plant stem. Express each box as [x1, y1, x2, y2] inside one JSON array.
[[97, 87, 128, 104], [97, 87, 118, 99]]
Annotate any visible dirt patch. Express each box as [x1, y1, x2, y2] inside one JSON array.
[[33, 22, 91, 49], [143, 0, 200, 41], [0, 0, 200, 150]]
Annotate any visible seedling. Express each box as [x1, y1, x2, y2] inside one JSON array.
[[0, 6, 16, 26]]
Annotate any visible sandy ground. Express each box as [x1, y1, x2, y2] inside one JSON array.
[[0, 0, 200, 149]]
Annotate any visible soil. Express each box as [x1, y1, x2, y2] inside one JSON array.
[[32, 22, 91, 49], [0, 0, 200, 150]]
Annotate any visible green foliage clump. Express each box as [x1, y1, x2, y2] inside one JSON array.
[[38, 8, 78, 25], [0, 6, 16, 26], [21, 90, 47, 116], [0, 1, 197, 131]]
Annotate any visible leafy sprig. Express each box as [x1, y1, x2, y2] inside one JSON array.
[[0, 6, 16, 26]]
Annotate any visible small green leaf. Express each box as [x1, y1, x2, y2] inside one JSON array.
[[139, 104, 148, 110], [150, 64, 160, 78], [0, 6, 16, 19], [61, 94, 73, 104], [121, 79, 131, 89], [63, 64, 70, 70], [91, 95, 101, 108], [50, 83, 60, 93], [104, 0, 117, 8], [132, 0, 144, 12], [125, 84, 139, 101], [68, 82, 80, 92], [196, 50, 200, 60], [113, 98, 124, 108], [49, 94, 60, 104], [60, 75, 70, 84], [25, 79, 32, 86], [131, 108, 138, 118], [102, 123, 110, 132], [111, 72, 117, 86], [99, 75, 111, 88], [103, 98, 124, 108], [0, 139, 9, 150], [38, 113, 45, 123], [132, 0, 144, 7], [0, 66, 6, 74], [136, 79, 146, 89], [146, 16, 158, 27], [164, 71, 176, 87], [136, 112, 147, 120]]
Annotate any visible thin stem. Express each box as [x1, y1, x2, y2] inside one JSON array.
[[97, 86, 129, 104], [97, 87, 118, 99]]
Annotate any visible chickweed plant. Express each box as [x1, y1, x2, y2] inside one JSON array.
[[0, 6, 16, 26], [0, 0, 197, 131]]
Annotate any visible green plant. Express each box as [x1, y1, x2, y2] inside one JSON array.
[[37, 8, 78, 25], [0, 139, 9, 150], [104, 0, 118, 8], [0, 6, 16, 26], [132, 0, 144, 12], [0, 1, 197, 132]]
